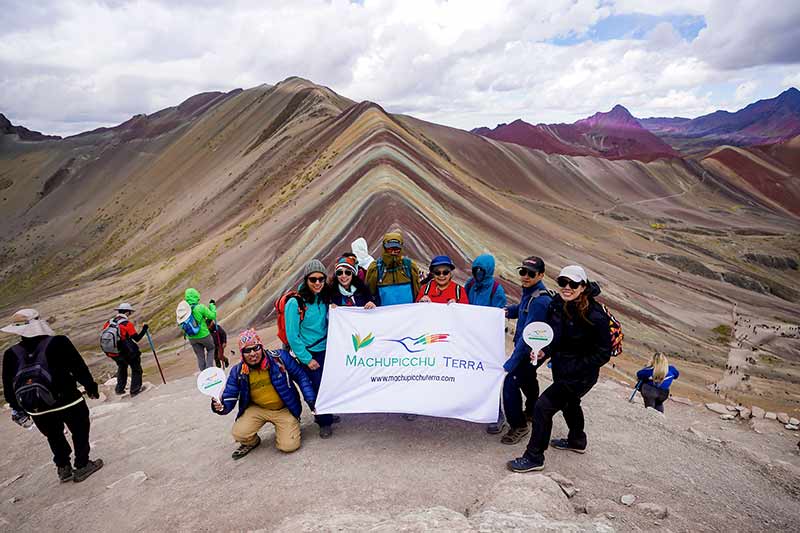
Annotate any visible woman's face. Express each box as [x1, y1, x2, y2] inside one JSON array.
[[306, 272, 326, 294], [432, 266, 452, 287], [557, 277, 586, 301], [335, 268, 354, 288]]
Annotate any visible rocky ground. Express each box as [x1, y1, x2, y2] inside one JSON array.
[[1, 366, 798, 532]]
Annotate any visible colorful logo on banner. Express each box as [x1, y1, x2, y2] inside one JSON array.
[[352, 332, 375, 352], [387, 333, 450, 353]]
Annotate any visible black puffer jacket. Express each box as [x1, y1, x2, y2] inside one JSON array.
[[541, 282, 612, 386]]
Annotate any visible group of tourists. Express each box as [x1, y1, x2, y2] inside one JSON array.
[[1, 229, 680, 484]]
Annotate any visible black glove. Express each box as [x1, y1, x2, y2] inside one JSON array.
[[85, 383, 100, 399], [141, 324, 149, 334]]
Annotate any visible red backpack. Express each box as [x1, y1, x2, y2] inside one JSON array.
[[274, 290, 306, 346]]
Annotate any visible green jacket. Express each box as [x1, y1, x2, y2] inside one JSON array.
[[184, 288, 217, 340]]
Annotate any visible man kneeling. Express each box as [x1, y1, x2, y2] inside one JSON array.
[[211, 329, 316, 459]]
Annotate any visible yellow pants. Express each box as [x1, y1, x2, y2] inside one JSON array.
[[231, 405, 301, 453]]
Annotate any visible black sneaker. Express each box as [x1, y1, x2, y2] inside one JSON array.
[[73, 459, 104, 482], [57, 465, 73, 483], [319, 425, 333, 439], [507, 455, 544, 473], [486, 421, 507, 434], [550, 438, 586, 454]]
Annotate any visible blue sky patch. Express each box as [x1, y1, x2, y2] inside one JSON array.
[[551, 13, 706, 46]]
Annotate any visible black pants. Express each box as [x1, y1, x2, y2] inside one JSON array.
[[32, 400, 91, 468], [525, 380, 595, 460], [503, 362, 539, 428], [641, 383, 669, 413], [112, 351, 143, 394], [307, 350, 333, 428]]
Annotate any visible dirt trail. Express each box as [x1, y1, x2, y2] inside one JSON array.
[[0, 367, 798, 532]]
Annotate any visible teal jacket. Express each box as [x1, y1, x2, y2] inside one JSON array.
[[185, 288, 217, 340], [285, 294, 328, 364]]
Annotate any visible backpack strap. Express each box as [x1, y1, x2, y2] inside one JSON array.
[[490, 280, 499, 302], [402, 258, 412, 280], [524, 287, 553, 315], [465, 278, 474, 293], [423, 281, 433, 296], [11, 336, 53, 363], [456, 284, 461, 301], [376, 258, 386, 284]]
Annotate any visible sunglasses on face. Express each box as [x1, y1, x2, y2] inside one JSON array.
[[472, 267, 485, 275], [307, 276, 326, 284], [386, 247, 401, 252], [241, 345, 262, 355], [433, 269, 452, 276], [517, 268, 537, 277], [335, 269, 352, 277], [557, 277, 584, 290]]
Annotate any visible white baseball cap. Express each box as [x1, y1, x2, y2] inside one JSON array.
[[557, 265, 588, 283]]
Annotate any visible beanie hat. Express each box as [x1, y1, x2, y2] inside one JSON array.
[[238, 328, 263, 353], [303, 259, 326, 278], [335, 256, 358, 274]]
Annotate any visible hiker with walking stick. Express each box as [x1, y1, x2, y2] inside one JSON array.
[[100, 303, 148, 396], [209, 320, 230, 369]]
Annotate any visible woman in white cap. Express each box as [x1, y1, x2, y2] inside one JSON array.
[[2, 309, 103, 483], [507, 265, 613, 473]]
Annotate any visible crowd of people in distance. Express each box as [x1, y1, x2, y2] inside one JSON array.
[[1, 229, 681, 484]]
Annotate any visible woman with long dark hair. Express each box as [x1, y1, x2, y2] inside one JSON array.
[[507, 264, 612, 472], [285, 259, 335, 438], [328, 256, 376, 309]]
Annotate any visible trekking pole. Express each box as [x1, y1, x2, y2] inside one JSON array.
[[628, 380, 642, 402], [145, 330, 167, 385]]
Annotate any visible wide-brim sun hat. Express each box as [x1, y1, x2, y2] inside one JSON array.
[[1, 309, 55, 337], [558, 265, 588, 283], [430, 255, 455, 269], [117, 302, 134, 312], [176, 300, 192, 323]]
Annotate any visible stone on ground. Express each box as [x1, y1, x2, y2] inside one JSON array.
[[751, 406, 766, 419], [705, 403, 729, 415], [620, 494, 636, 506], [635, 502, 669, 519], [765, 412, 778, 420], [777, 413, 790, 424]]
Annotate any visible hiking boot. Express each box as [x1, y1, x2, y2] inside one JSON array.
[[319, 425, 333, 439], [331, 415, 341, 424], [501, 426, 530, 445], [232, 436, 261, 460], [550, 438, 586, 454], [507, 455, 544, 473], [402, 414, 417, 421], [73, 459, 103, 482], [486, 421, 507, 434], [57, 465, 74, 483]]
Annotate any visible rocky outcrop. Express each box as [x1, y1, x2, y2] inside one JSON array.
[[743, 254, 799, 271]]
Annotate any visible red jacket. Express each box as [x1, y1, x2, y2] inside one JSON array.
[[416, 281, 469, 304]]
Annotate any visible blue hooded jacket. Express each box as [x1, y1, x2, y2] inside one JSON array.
[[504, 280, 553, 372], [465, 254, 507, 308], [213, 349, 316, 419]]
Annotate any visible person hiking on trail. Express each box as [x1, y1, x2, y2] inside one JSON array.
[[285, 259, 337, 438], [508, 265, 612, 473], [2, 309, 103, 483], [102, 303, 148, 396], [212, 329, 316, 460], [465, 254, 507, 434], [329, 256, 376, 308], [182, 288, 217, 371], [417, 255, 469, 304], [636, 352, 679, 413], [365, 231, 421, 306], [208, 320, 230, 369], [501, 256, 553, 445], [350, 237, 374, 281]]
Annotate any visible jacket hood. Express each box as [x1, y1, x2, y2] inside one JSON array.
[[586, 281, 601, 298], [185, 288, 201, 305], [382, 231, 404, 248], [351, 237, 375, 270], [471, 254, 496, 288]]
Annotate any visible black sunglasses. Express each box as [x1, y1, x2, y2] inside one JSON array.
[[517, 267, 538, 277], [307, 276, 326, 283], [433, 269, 451, 276], [335, 269, 352, 277], [557, 277, 584, 289], [472, 267, 485, 275], [241, 345, 262, 355]]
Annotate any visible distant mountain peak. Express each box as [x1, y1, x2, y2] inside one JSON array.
[[575, 104, 640, 130], [0, 113, 61, 141]]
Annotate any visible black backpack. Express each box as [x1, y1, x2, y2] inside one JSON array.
[[11, 337, 58, 414]]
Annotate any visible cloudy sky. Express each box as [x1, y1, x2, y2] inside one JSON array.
[[2, 0, 799, 136]]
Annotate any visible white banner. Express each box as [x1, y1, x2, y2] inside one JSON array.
[[315, 303, 506, 423]]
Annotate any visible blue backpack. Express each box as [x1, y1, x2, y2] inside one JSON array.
[[177, 301, 201, 336]]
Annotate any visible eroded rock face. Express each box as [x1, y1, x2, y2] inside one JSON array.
[[656, 254, 717, 278], [742, 254, 798, 271]]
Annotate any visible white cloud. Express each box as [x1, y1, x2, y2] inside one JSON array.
[[0, 0, 798, 135]]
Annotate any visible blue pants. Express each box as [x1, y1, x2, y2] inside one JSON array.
[[307, 350, 333, 427]]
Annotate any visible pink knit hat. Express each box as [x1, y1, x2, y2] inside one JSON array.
[[238, 328, 263, 353]]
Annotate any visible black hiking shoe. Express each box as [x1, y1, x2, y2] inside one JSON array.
[[501, 426, 530, 445], [232, 436, 261, 460], [73, 459, 103, 482], [550, 438, 586, 454], [507, 455, 544, 473], [331, 415, 341, 424], [319, 425, 333, 439], [402, 414, 417, 421], [57, 465, 74, 483]]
